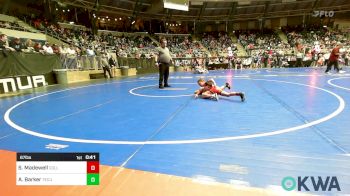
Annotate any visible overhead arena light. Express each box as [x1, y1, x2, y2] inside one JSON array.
[[164, 0, 189, 11]]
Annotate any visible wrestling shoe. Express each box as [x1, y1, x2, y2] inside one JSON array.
[[225, 82, 231, 90], [211, 93, 219, 101], [164, 84, 171, 87], [338, 70, 346, 74], [240, 92, 245, 102]]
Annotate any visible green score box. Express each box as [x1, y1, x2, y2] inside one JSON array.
[[87, 174, 100, 185]]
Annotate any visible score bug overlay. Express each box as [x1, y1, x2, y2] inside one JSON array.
[[16, 152, 99, 186]]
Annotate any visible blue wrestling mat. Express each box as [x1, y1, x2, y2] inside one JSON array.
[[1, 67, 350, 193]]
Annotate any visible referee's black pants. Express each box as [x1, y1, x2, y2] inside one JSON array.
[[159, 63, 170, 86], [103, 66, 113, 78], [325, 60, 340, 73]]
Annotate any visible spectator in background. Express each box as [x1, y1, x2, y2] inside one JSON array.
[[52, 44, 60, 55], [65, 45, 77, 69], [75, 47, 81, 56], [59, 44, 68, 55], [24, 39, 35, 52], [86, 47, 95, 56], [86, 46, 95, 69], [59, 44, 68, 67], [9, 37, 24, 52], [316, 54, 325, 67], [80, 47, 87, 55], [295, 42, 304, 67], [42, 42, 53, 54], [109, 55, 117, 68], [0, 34, 15, 52], [67, 45, 77, 56], [345, 51, 349, 66], [263, 51, 269, 68], [33, 42, 43, 53], [324, 51, 330, 66]]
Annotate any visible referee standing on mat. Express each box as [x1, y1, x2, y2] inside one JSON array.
[[156, 38, 172, 89], [325, 42, 346, 74]]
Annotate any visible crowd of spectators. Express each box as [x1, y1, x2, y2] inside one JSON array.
[[1, 13, 349, 70], [282, 25, 350, 67], [154, 34, 209, 70], [165, 35, 206, 58], [29, 18, 160, 59], [0, 20, 35, 33], [232, 27, 350, 68], [238, 29, 282, 49], [202, 32, 238, 58]]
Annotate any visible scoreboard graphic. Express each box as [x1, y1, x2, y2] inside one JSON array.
[[16, 153, 99, 186]]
